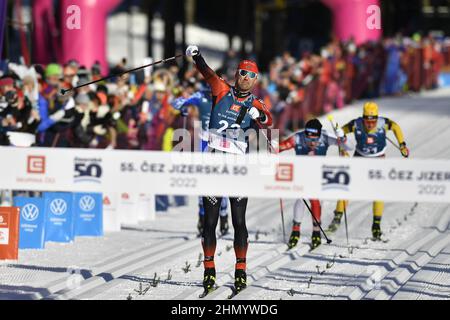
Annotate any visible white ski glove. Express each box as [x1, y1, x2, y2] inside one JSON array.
[[335, 128, 345, 139], [50, 109, 66, 122], [186, 45, 199, 57], [248, 107, 261, 120]]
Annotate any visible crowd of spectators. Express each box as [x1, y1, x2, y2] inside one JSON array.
[[1, 33, 449, 148]]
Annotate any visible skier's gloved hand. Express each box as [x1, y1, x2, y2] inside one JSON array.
[[186, 45, 199, 57], [180, 106, 189, 117], [248, 107, 261, 120], [50, 109, 66, 122], [400, 142, 409, 158], [335, 127, 346, 144], [335, 128, 345, 139]]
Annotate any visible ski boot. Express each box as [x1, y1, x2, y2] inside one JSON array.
[[287, 223, 301, 249], [327, 211, 343, 232], [197, 215, 205, 237], [372, 217, 382, 241], [220, 215, 229, 236], [311, 231, 322, 250], [234, 269, 247, 294], [200, 268, 216, 297]]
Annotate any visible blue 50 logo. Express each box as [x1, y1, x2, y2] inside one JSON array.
[[74, 158, 102, 183], [322, 166, 350, 191]]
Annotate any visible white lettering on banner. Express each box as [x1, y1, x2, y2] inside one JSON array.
[[1, 147, 450, 203], [0, 228, 9, 244]]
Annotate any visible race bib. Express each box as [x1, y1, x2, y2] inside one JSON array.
[[208, 133, 247, 155]]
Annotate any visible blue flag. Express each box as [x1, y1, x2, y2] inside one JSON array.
[[14, 197, 46, 249], [73, 193, 103, 237], [44, 192, 74, 243], [155, 195, 169, 212]]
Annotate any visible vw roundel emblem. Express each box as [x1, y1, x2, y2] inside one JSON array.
[[50, 199, 68, 216], [79, 196, 95, 212], [22, 204, 40, 222]]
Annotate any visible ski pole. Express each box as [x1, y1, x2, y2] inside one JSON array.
[[327, 115, 350, 245], [60, 54, 185, 95], [386, 136, 401, 151], [255, 121, 287, 242], [279, 199, 286, 243], [302, 199, 332, 244], [343, 201, 349, 246]]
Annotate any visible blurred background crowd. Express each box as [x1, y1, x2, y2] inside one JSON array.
[[1, 33, 450, 149]]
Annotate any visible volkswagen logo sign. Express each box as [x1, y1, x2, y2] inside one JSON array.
[[79, 196, 95, 212], [22, 204, 40, 222], [50, 199, 68, 216]]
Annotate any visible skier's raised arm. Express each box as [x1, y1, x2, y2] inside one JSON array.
[[186, 45, 230, 104]]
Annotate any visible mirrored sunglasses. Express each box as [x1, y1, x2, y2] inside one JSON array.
[[238, 69, 257, 79]]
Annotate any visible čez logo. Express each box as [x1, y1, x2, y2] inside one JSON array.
[[22, 204, 40, 222], [50, 199, 68, 216], [74, 157, 102, 183], [322, 165, 350, 191], [79, 196, 95, 212]]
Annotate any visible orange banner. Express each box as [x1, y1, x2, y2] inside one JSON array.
[[0, 207, 20, 260]]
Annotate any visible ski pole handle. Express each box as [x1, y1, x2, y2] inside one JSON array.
[[327, 115, 349, 157]]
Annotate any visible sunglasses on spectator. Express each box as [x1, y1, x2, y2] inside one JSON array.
[[238, 69, 257, 79]]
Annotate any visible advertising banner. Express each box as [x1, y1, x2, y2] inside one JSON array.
[[73, 193, 103, 237], [14, 197, 46, 249], [0, 207, 20, 260], [118, 192, 139, 226], [44, 192, 74, 243], [137, 194, 156, 221], [102, 192, 121, 232]]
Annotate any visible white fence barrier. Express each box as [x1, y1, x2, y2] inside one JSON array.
[[1, 147, 450, 203], [102, 192, 121, 232]]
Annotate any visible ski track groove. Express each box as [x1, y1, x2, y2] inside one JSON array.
[[72, 198, 283, 300], [233, 202, 381, 299]]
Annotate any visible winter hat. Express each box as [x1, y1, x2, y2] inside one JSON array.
[[45, 64, 62, 78], [305, 119, 322, 137]]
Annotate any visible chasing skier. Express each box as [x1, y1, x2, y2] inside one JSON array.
[[278, 119, 350, 250], [327, 102, 410, 240]]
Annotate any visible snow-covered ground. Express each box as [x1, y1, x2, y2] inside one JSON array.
[[1, 88, 450, 300]]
